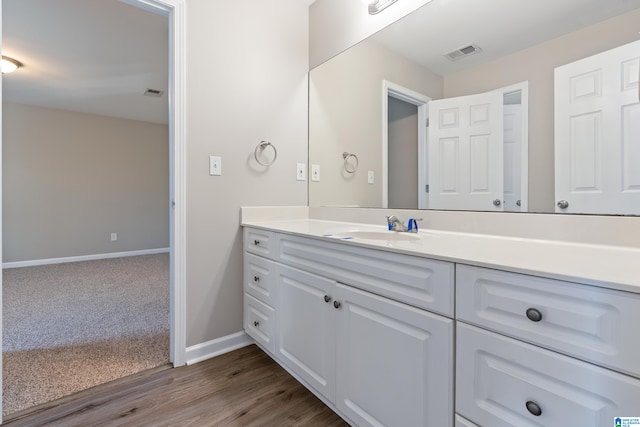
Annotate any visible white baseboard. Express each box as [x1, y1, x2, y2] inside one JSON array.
[[185, 331, 253, 365], [2, 247, 170, 269]]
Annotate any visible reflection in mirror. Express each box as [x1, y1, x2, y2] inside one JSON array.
[[309, 0, 640, 215]]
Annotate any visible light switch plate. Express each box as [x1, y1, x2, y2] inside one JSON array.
[[311, 164, 320, 182], [210, 156, 222, 176], [368, 170, 375, 184], [297, 163, 306, 181]]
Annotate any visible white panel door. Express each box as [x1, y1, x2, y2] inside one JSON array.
[[335, 283, 453, 427], [503, 104, 523, 211], [276, 264, 336, 402], [554, 39, 640, 214], [428, 91, 504, 210]]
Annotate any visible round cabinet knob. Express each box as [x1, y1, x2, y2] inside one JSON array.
[[557, 200, 569, 209], [333, 300, 342, 309], [253, 276, 260, 283], [525, 400, 542, 416], [253, 321, 260, 328], [516, 200, 521, 207], [254, 239, 261, 246], [493, 199, 502, 207], [526, 308, 543, 322], [324, 295, 332, 303]]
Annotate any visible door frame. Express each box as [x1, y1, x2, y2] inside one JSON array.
[[0, 0, 187, 419], [382, 80, 431, 209]]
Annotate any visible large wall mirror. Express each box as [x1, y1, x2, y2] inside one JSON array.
[[309, 0, 640, 215]]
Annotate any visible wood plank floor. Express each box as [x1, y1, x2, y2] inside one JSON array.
[[3, 345, 349, 427]]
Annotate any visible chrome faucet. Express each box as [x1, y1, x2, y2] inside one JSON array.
[[386, 215, 422, 233]]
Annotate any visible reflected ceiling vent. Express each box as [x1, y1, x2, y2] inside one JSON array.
[[444, 44, 482, 61], [144, 88, 164, 97]]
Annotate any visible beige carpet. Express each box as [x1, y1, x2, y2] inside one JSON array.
[[2, 254, 170, 416]]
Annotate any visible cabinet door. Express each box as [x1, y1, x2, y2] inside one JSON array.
[[457, 322, 640, 427], [276, 264, 337, 402], [334, 283, 454, 427]]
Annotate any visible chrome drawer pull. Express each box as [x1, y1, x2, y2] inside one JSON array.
[[333, 300, 342, 309], [526, 308, 543, 322], [525, 400, 542, 416], [254, 239, 261, 246], [253, 321, 260, 328], [324, 295, 332, 303], [253, 276, 260, 282]]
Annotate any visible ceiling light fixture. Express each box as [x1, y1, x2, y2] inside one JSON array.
[[362, 0, 398, 15], [1, 56, 22, 74]]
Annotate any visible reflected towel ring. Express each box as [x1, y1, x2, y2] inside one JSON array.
[[254, 141, 278, 166], [342, 152, 359, 174]]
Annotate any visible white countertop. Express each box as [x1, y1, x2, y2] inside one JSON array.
[[241, 218, 640, 294]]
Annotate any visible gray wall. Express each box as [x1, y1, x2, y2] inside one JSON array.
[[388, 97, 418, 209], [2, 102, 169, 263], [184, 0, 308, 347]]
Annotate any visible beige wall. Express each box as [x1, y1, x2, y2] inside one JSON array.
[[309, 0, 432, 68], [185, 0, 308, 347], [309, 38, 442, 207], [444, 9, 640, 213], [2, 102, 169, 263]]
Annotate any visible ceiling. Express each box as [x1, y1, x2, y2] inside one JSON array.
[[371, 0, 640, 76], [2, 0, 169, 124]]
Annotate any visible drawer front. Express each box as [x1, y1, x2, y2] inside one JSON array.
[[244, 228, 275, 259], [456, 264, 640, 377], [456, 322, 640, 427], [244, 253, 276, 306], [277, 234, 454, 316], [455, 414, 479, 427], [244, 293, 275, 354]]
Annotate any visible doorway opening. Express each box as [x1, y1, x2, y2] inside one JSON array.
[[0, 0, 186, 419]]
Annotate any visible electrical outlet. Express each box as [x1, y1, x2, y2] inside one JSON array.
[[296, 163, 306, 181], [111, 233, 117, 241], [368, 170, 375, 184], [311, 164, 320, 182], [209, 156, 222, 176]]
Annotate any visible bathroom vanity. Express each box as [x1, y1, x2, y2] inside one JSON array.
[[241, 212, 640, 427]]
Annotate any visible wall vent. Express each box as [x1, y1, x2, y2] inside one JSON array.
[[144, 88, 164, 97], [444, 44, 482, 61]]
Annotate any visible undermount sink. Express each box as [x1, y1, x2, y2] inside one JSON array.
[[331, 230, 421, 242]]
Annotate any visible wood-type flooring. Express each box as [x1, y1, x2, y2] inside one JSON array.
[[3, 345, 348, 427]]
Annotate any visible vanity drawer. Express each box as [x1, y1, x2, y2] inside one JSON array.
[[277, 234, 454, 316], [244, 293, 275, 354], [455, 414, 479, 427], [244, 228, 276, 259], [244, 253, 276, 306], [456, 322, 640, 427], [456, 264, 640, 377]]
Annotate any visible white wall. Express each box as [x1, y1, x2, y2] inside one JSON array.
[[185, 0, 308, 347], [2, 103, 169, 263]]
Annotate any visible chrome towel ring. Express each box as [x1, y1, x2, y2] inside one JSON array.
[[342, 152, 358, 174], [254, 141, 278, 166]]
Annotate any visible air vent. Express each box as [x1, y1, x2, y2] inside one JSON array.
[[144, 88, 164, 97], [444, 44, 482, 61]]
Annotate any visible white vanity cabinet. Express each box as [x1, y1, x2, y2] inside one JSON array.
[[456, 264, 640, 427], [243, 227, 455, 427], [243, 229, 277, 353]]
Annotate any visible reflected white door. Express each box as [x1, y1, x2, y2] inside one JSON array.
[[503, 104, 523, 212], [428, 91, 504, 211], [554, 39, 640, 214]]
